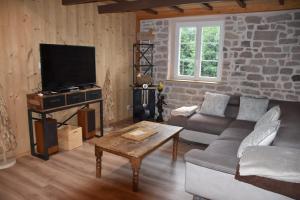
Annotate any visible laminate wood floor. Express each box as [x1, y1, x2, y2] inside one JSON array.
[[0, 123, 206, 200]]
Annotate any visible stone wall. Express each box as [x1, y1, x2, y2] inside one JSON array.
[[140, 10, 300, 119]]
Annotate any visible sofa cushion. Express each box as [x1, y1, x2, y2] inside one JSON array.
[[184, 149, 238, 174], [273, 127, 300, 150], [255, 105, 281, 129], [186, 113, 233, 135], [227, 120, 256, 130], [199, 92, 230, 117], [237, 120, 281, 158], [237, 96, 269, 122], [218, 127, 252, 141], [206, 140, 241, 157]]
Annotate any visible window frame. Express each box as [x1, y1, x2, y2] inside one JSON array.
[[173, 20, 224, 82]]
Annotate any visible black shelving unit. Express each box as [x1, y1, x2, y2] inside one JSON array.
[[133, 43, 154, 85], [132, 43, 155, 122]]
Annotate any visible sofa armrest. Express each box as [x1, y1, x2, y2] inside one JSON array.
[[184, 149, 239, 175]]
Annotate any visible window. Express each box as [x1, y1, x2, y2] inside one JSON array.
[[172, 20, 224, 82]]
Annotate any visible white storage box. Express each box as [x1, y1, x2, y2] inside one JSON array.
[[58, 125, 83, 151]]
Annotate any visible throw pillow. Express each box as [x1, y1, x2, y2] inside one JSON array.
[[255, 105, 281, 129], [199, 92, 230, 117], [237, 96, 269, 122], [237, 120, 281, 158]]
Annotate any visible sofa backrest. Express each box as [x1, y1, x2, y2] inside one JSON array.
[[224, 95, 240, 119], [269, 100, 300, 150], [224, 95, 300, 149]]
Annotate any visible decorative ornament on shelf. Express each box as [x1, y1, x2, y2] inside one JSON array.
[[156, 82, 167, 122], [102, 68, 114, 132], [0, 85, 17, 169]]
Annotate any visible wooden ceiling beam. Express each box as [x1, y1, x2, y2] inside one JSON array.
[[143, 8, 158, 15], [236, 0, 246, 8], [279, 0, 284, 5], [62, 0, 110, 5], [170, 6, 184, 13], [202, 3, 213, 10], [98, 0, 219, 14]]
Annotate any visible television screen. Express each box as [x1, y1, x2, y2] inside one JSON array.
[[40, 44, 96, 92]]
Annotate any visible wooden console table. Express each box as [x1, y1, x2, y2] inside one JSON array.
[[27, 88, 104, 160]]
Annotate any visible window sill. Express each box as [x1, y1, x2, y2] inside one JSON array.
[[166, 79, 222, 84]]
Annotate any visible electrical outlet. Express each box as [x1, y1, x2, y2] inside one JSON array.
[[127, 105, 132, 111]]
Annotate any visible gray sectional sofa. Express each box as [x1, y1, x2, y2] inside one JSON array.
[[168, 96, 300, 200]]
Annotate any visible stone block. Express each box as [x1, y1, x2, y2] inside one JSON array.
[[241, 88, 260, 95], [261, 47, 281, 52], [295, 12, 300, 20], [254, 31, 278, 41], [253, 42, 262, 47], [186, 89, 197, 95], [280, 68, 293, 75], [232, 72, 246, 77], [281, 76, 290, 81], [295, 30, 300, 36], [217, 85, 232, 92], [267, 59, 277, 65], [273, 93, 284, 100], [255, 53, 263, 58], [156, 33, 168, 39], [275, 24, 286, 31], [287, 21, 300, 28], [247, 74, 264, 81], [225, 32, 239, 40], [235, 59, 246, 64], [240, 65, 260, 73], [286, 61, 300, 66], [292, 75, 300, 82], [271, 76, 279, 81], [291, 46, 300, 53], [241, 81, 259, 88], [245, 16, 262, 24], [264, 54, 287, 59], [171, 87, 185, 93], [257, 24, 269, 30], [291, 54, 300, 60], [250, 59, 266, 65], [260, 82, 275, 88], [266, 13, 292, 23], [247, 31, 253, 39], [241, 41, 251, 47], [283, 82, 293, 89], [240, 51, 252, 58], [279, 38, 298, 45], [286, 94, 298, 101], [263, 66, 279, 74]]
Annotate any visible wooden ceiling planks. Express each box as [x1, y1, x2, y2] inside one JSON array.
[[97, 0, 219, 14], [62, 0, 300, 20]]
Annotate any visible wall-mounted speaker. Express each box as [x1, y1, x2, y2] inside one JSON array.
[[78, 108, 96, 140], [35, 118, 58, 155]]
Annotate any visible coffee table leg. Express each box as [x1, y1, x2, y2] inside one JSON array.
[[130, 158, 141, 192], [95, 146, 103, 178], [172, 133, 179, 161]]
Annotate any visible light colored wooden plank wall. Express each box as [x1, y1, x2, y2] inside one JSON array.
[[0, 0, 136, 156]]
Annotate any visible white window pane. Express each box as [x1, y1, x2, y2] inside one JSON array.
[[179, 59, 195, 76], [178, 27, 197, 76], [200, 26, 221, 78], [201, 61, 218, 77]]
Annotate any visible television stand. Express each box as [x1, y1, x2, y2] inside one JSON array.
[[27, 87, 103, 160]]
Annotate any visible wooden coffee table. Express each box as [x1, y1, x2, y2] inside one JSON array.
[[94, 121, 183, 192]]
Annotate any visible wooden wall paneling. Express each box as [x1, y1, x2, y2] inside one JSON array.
[[0, 0, 136, 156]]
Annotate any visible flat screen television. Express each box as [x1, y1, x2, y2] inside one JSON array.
[[40, 44, 96, 92]]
